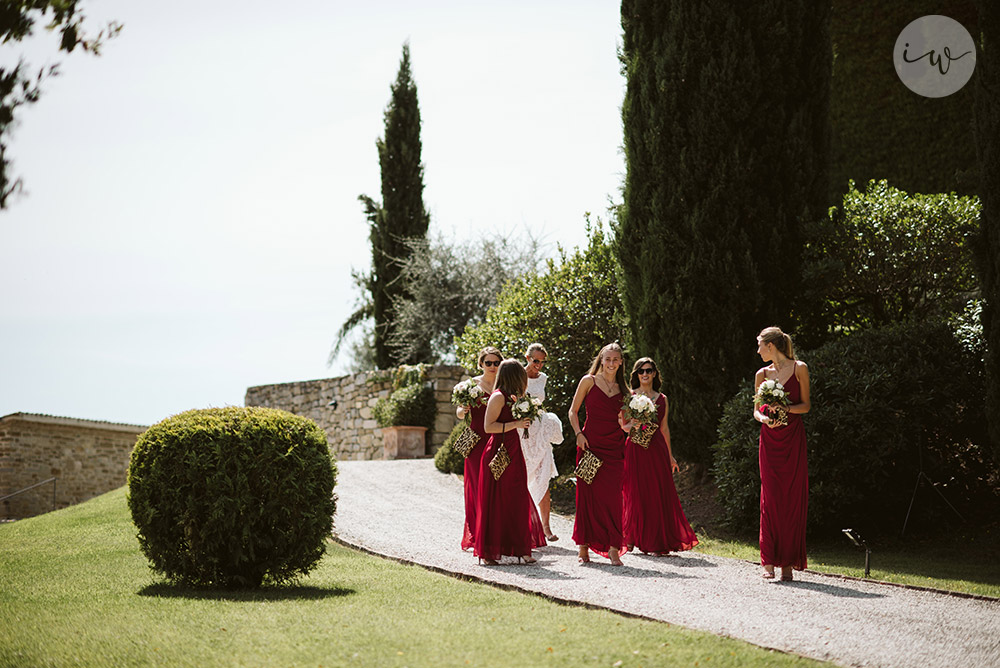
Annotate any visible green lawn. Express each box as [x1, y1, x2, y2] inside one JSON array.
[[0, 488, 824, 668], [693, 527, 1000, 599]]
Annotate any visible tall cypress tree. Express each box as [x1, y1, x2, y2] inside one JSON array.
[[975, 0, 1000, 459], [360, 42, 431, 368], [616, 1, 830, 465]]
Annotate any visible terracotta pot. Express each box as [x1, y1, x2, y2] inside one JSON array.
[[381, 426, 428, 460]]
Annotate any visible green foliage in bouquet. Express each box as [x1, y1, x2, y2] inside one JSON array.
[[127, 407, 337, 588], [455, 221, 630, 473], [373, 363, 436, 429], [433, 421, 469, 475], [712, 319, 996, 535]]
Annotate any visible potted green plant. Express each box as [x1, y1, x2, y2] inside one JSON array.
[[373, 365, 436, 459]]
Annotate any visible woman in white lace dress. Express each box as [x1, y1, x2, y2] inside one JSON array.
[[520, 343, 563, 541]]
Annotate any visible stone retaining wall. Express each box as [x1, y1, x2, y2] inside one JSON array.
[[0, 413, 147, 520], [244, 365, 468, 461]]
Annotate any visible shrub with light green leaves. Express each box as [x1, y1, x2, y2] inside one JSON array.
[[372, 364, 436, 428], [127, 407, 336, 588], [456, 221, 629, 472]]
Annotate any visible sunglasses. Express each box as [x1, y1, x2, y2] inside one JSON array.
[[637, 367, 656, 375], [482, 360, 501, 367], [529, 358, 546, 366]]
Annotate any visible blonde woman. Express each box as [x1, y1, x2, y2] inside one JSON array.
[[520, 343, 562, 540], [567, 343, 628, 566], [754, 326, 811, 581]]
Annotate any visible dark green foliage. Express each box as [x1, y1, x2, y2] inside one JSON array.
[[712, 320, 995, 535], [373, 383, 435, 429], [433, 421, 468, 474], [372, 364, 436, 429], [617, 1, 830, 465], [829, 0, 979, 205], [797, 181, 980, 346], [548, 475, 577, 515], [361, 43, 431, 369], [1, 2, 121, 208], [127, 407, 336, 588], [455, 222, 629, 472], [975, 0, 1000, 460]]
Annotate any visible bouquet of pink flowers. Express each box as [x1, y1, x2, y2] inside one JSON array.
[[755, 378, 790, 428], [510, 393, 544, 439], [624, 393, 658, 447]]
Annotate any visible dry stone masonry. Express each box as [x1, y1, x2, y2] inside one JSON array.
[[245, 365, 468, 461]]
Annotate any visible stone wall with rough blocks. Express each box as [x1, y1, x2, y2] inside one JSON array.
[[244, 365, 469, 461], [0, 413, 147, 520]]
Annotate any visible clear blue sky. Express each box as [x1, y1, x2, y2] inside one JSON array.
[[0, 1, 626, 426]]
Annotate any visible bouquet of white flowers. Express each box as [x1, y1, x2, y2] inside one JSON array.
[[510, 393, 544, 439], [452, 379, 487, 419], [624, 393, 658, 447], [755, 378, 790, 428]]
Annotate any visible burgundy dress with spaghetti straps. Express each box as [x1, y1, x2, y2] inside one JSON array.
[[759, 369, 808, 570], [474, 390, 545, 561], [622, 393, 698, 553], [461, 401, 488, 550], [572, 383, 628, 557]]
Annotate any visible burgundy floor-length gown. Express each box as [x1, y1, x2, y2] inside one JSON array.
[[572, 383, 628, 557], [461, 400, 488, 550], [622, 393, 698, 554], [474, 391, 545, 561], [759, 370, 808, 570]]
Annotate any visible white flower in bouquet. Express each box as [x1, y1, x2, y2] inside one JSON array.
[[510, 392, 544, 438], [452, 379, 487, 415], [754, 378, 790, 427]]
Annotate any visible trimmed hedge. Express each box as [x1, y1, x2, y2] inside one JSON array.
[[434, 421, 468, 474], [373, 364, 436, 429], [127, 407, 336, 588], [713, 319, 995, 536]]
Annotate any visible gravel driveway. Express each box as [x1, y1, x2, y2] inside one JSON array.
[[332, 459, 999, 668]]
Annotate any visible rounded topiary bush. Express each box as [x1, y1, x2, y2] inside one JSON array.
[[434, 421, 468, 474], [373, 382, 436, 429], [127, 407, 337, 588], [712, 319, 995, 535]]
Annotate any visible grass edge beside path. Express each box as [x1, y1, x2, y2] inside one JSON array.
[[0, 487, 826, 668]]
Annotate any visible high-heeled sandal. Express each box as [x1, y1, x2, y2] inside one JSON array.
[[479, 557, 498, 566], [545, 533, 559, 542], [516, 555, 537, 564], [780, 568, 794, 581]]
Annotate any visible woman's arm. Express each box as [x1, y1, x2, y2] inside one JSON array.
[[568, 375, 595, 450], [752, 368, 771, 425], [484, 392, 531, 433], [787, 362, 811, 414], [659, 396, 679, 472]]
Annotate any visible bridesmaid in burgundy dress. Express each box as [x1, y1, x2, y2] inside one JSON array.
[[621, 357, 698, 555], [754, 326, 811, 581], [568, 342, 629, 566], [474, 359, 540, 564], [457, 346, 502, 550]]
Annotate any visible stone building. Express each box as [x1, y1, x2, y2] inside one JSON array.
[[0, 413, 147, 520]]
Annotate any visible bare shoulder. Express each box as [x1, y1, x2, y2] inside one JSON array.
[[795, 360, 810, 375]]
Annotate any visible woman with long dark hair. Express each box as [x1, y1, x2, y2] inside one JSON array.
[[474, 359, 542, 564], [754, 326, 811, 581], [567, 342, 629, 566], [621, 357, 698, 555]]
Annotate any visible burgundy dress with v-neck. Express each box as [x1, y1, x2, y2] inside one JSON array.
[[759, 368, 808, 570], [572, 382, 628, 557], [622, 393, 698, 553]]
